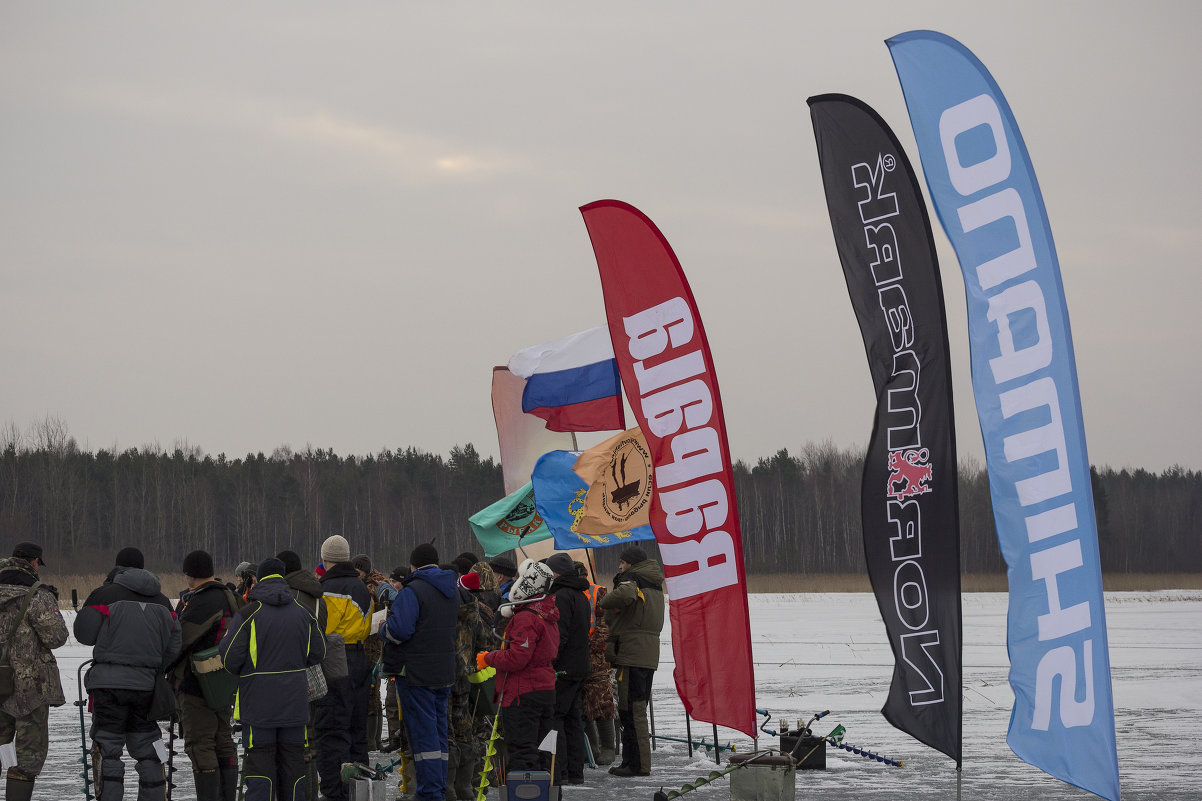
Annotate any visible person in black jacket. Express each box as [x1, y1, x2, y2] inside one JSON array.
[[75, 547, 182, 801], [544, 552, 592, 786], [220, 558, 324, 801], [173, 550, 244, 801]]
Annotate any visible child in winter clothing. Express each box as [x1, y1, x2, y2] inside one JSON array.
[[477, 559, 559, 773]]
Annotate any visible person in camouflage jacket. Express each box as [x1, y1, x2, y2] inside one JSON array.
[[0, 546, 69, 801], [446, 572, 498, 801]]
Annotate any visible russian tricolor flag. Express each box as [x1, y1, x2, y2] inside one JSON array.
[[508, 326, 626, 433]]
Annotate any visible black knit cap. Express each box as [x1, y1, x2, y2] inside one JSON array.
[[451, 556, 474, 575], [116, 547, 145, 569], [351, 554, 372, 574], [257, 557, 287, 580], [488, 556, 517, 578], [181, 550, 214, 579], [545, 552, 575, 576], [276, 550, 303, 574], [410, 543, 439, 568], [619, 546, 647, 565]]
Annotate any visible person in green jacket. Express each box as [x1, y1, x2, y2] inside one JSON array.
[[597, 547, 664, 777]]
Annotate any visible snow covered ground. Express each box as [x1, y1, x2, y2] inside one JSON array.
[[36, 591, 1201, 801]]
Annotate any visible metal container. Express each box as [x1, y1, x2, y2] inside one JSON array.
[[348, 776, 385, 801], [728, 753, 797, 801]]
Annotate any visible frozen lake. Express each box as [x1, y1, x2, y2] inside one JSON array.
[[36, 591, 1201, 800]]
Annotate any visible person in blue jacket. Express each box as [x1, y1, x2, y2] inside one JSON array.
[[220, 557, 324, 801], [382, 544, 459, 801]]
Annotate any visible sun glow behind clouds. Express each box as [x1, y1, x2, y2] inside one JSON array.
[[61, 79, 524, 185], [278, 112, 523, 182]]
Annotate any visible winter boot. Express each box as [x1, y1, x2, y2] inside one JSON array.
[[5, 768, 36, 801], [194, 769, 221, 801], [596, 718, 617, 766]]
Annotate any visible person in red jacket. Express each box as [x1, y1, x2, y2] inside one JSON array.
[[477, 559, 558, 773]]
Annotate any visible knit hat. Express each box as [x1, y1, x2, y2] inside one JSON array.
[[509, 559, 553, 603], [276, 550, 303, 574], [456, 551, 480, 566], [619, 546, 647, 566], [488, 556, 517, 578], [573, 560, 588, 578], [235, 561, 257, 579], [321, 535, 351, 565], [459, 572, 482, 591], [116, 546, 145, 569], [451, 556, 474, 575], [182, 550, 214, 579], [410, 543, 439, 569], [257, 557, 286, 580], [351, 554, 373, 574], [545, 552, 575, 577]]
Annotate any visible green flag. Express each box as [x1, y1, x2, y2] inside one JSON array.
[[827, 724, 846, 745], [468, 481, 553, 557]]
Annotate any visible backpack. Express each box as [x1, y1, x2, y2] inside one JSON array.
[[0, 583, 40, 699]]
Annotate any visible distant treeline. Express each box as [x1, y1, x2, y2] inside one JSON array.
[[2, 419, 1198, 577]]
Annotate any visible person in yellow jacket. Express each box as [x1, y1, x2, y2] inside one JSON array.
[[312, 535, 372, 801]]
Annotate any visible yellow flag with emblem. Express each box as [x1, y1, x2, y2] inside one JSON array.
[[571, 427, 653, 536]]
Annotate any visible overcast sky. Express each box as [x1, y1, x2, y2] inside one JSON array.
[[2, 2, 1198, 473]]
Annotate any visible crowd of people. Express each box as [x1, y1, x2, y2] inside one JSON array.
[[0, 537, 666, 801]]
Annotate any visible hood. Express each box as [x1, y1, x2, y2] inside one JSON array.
[[285, 569, 323, 598], [113, 566, 163, 597], [405, 566, 459, 599], [249, 576, 294, 606], [457, 587, 479, 621], [320, 561, 359, 582], [472, 561, 499, 592], [616, 558, 664, 591], [551, 573, 590, 593], [0, 557, 38, 589]]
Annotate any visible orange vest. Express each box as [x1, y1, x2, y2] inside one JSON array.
[[582, 583, 602, 636]]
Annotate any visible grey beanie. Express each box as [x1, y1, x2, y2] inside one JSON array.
[[321, 534, 351, 565]]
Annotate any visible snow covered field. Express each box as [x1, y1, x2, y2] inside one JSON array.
[[36, 591, 1201, 801]]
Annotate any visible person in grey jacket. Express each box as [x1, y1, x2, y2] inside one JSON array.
[[75, 547, 182, 801]]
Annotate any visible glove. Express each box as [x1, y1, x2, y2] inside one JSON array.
[[476, 652, 490, 671]]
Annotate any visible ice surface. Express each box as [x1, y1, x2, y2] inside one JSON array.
[[34, 591, 1201, 800]]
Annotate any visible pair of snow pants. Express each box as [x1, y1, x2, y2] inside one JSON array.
[[399, 681, 452, 801], [242, 724, 306, 801], [89, 688, 165, 801]]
